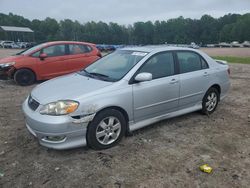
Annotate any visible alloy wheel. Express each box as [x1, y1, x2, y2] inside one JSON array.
[[95, 116, 121, 145], [205, 92, 218, 112]]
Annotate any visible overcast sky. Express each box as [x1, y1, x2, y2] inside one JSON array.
[[0, 0, 250, 24]]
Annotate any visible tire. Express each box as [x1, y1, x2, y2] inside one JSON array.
[[87, 109, 126, 150], [201, 87, 219, 115], [14, 69, 36, 86]]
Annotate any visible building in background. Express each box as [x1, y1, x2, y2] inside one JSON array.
[[0, 26, 34, 42]]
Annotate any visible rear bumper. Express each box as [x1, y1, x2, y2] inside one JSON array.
[[22, 97, 92, 150]]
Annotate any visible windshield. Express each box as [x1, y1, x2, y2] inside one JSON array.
[[80, 50, 148, 81], [17, 43, 46, 55]]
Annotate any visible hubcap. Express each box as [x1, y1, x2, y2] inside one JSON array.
[[20, 73, 31, 84], [205, 92, 217, 112], [96, 116, 121, 145]]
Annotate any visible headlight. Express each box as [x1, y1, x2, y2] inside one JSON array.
[[0, 62, 15, 68], [40, 100, 79, 115]]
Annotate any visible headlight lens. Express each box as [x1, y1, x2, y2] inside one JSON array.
[[40, 100, 79, 115], [0, 62, 15, 68]]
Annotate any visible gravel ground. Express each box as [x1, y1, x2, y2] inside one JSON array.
[[0, 49, 250, 187]]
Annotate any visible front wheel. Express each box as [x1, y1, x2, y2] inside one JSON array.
[[87, 109, 126, 150], [14, 69, 36, 86], [202, 87, 219, 115]]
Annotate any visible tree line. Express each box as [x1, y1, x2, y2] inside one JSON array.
[[0, 12, 250, 45]]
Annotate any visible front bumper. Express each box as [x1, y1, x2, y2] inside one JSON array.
[[0, 66, 15, 79], [22, 97, 93, 150]]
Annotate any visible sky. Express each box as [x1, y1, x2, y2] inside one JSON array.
[[0, 0, 250, 24]]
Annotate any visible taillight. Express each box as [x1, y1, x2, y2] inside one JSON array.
[[227, 68, 230, 75]]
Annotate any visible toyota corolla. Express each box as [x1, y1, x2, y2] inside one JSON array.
[[22, 46, 230, 150]]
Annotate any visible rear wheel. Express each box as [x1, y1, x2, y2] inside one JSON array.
[[14, 69, 36, 86], [202, 87, 219, 115], [87, 109, 126, 150]]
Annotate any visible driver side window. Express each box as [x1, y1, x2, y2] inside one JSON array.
[[138, 52, 175, 79]]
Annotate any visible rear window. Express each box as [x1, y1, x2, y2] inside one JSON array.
[[69, 44, 92, 55]]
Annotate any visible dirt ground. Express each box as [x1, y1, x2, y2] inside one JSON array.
[[0, 49, 250, 188]]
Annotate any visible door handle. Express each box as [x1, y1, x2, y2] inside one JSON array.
[[170, 78, 179, 84], [203, 72, 209, 76]]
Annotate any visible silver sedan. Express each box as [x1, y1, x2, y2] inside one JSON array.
[[22, 46, 230, 150]]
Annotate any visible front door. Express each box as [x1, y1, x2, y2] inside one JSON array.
[[132, 51, 180, 122]]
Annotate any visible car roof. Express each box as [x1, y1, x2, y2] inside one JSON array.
[[43, 41, 95, 46], [121, 45, 198, 53]]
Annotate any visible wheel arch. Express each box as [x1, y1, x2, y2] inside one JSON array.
[[93, 106, 130, 133], [12, 67, 37, 80], [209, 84, 221, 100]]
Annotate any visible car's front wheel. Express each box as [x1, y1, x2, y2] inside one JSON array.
[[14, 69, 36, 86], [202, 87, 219, 115], [87, 109, 126, 150]]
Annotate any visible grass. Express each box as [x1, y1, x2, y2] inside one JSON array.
[[212, 56, 250, 64]]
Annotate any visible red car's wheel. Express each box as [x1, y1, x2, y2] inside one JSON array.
[[14, 69, 36, 86]]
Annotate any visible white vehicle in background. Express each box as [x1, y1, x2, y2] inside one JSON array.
[[218, 42, 231, 48], [16, 42, 28, 48], [190, 42, 199, 49], [206, 44, 215, 48], [242, 41, 250, 47], [11, 43, 21, 49], [1, 41, 15, 48], [231, 41, 241, 48]]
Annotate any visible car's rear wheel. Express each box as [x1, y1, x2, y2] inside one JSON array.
[[87, 109, 126, 150], [202, 87, 219, 115], [14, 69, 36, 86]]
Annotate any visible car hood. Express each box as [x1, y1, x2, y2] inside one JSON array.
[[0, 55, 22, 64], [31, 73, 113, 104]]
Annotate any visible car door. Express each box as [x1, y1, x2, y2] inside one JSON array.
[[37, 44, 68, 79], [66, 44, 98, 72], [132, 51, 180, 122], [176, 51, 210, 109]]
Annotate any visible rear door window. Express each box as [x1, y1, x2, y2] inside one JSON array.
[[69, 44, 92, 55], [176, 51, 206, 73]]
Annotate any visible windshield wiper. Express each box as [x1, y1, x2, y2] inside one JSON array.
[[89, 72, 109, 78], [79, 70, 116, 82], [80, 70, 94, 78], [89, 72, 117, 82]]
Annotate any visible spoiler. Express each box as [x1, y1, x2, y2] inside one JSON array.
[[215, 59, 228, 65]]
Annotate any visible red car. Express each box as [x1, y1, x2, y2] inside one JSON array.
[[0, 41, 102, 85]]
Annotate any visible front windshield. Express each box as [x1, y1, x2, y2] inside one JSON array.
[[16, 43, 46, 55], [81, 50, 148, 81]]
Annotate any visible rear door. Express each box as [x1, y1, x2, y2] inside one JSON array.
[[65, 44, 99, 72], [176, 51, 210, 109], [132, 51, 180, 122], [36, 44, 68, 79]]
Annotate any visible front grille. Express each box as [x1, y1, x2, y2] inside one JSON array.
[[28, 95, 40, 111]]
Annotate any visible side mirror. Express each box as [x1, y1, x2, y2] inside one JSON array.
[[39, 53, 48, 60], [134, 72, 152, 82]]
